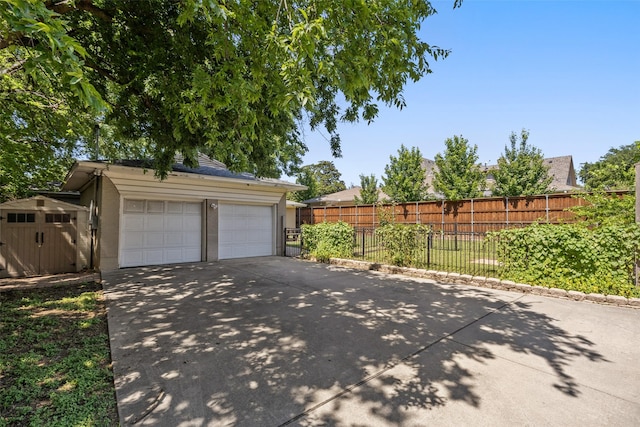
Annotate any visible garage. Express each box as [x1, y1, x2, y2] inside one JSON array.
[[218, 204, 274, 259], [120, 199, 202, 268], [62, 155, 304, 272]]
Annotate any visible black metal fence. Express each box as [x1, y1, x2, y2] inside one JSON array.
[[284, 223, 516, 278], [285, 223, 640, 287], [349, 226, 504, 277]]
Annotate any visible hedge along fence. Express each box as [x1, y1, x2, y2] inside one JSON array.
[[489, 223, 640, 298], [299, 220, 640, 298], [297, 191, 633, 230]]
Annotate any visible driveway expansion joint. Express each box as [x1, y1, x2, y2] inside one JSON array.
[[279, 295, 522, 426]]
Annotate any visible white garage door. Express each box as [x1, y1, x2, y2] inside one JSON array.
[[219, 204, 274, 259], [120, 199, 202, 268]]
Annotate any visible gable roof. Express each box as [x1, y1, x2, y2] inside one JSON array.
[[424, 154, 579, 196], [63, 154, 305, 192], [543, 155, 578, 190], [303, 186, 389, 206]]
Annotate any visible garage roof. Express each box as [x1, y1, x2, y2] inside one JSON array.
[[63, 155, 306, 192]]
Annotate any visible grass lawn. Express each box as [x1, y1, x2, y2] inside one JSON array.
[[353, 233, 503, 277], [0, 282, 118, 426]]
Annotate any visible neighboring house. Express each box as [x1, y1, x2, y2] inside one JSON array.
[[303, 186, 389, 207], [61, 154, 304, 272], [422, 155, 580, 198], [0, 196, 90, 278]]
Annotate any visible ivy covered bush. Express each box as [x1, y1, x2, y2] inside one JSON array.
[[375, 223, 430, 267], [490, 223, 640, 297], [301, 221, 354, 262]]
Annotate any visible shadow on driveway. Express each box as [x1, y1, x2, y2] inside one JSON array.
[[103, 257, 639, 426]]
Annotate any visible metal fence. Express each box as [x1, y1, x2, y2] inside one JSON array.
[[348, 226, 506, 278], [284, 223, 517, 278]]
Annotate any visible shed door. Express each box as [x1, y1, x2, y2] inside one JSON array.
[[0, 211, 76, 277], [120, 200, 202, 268], [218, 204, 274, 259]]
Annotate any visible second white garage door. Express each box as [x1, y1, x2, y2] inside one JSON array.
[[219, 204, 274, 259]]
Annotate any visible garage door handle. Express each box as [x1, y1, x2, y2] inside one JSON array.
[[35, 232, 39, 244], [41, 232, 44, 244]]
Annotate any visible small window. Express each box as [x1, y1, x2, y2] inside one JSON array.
[[147, 201, 164, 213], [7, 213, 36, 223], [45, 213, 71, 223], [124, 199, 145, 213]]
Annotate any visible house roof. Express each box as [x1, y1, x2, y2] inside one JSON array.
[[303, 186, 389, 205], [424, 154, 580, 195], [286, 200, 307, 208], [543, 155, 578, 190], [63, 154, 305, 192]]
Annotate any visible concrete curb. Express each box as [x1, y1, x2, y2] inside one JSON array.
[[327, 258, 640, 309]]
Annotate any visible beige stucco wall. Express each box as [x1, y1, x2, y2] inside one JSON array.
[[276, 194, 287, 257], [205, 199, 219, 261], [286, 207, 298, 229], [96, 176, 121, 272]]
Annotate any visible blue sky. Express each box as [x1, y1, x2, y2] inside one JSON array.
[[291, 0, 640, 187]]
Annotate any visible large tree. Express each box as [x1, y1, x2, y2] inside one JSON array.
[[305, 160, 346, 196], [491, 130, 552, 197], [354, 174, 380, 205], [432, 135, 485, 200], [578, 141, 640, 190], [290, 168, 317, 203], [290, 160, 345, 201], [382, 145, 429, 203], [2, 0, 463, 192]]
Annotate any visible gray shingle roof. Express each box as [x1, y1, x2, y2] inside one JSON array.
[[423, 155, 579, 195]]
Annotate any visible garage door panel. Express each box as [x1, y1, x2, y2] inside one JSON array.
[[146, 216, 164, 231], [123, 215, 144, 231], [144, 232, 164, 247], [121, 249, 143, 266], [122, 232, 144, 249], [120, 200, 202, 268], [143, 249, 164, 265]]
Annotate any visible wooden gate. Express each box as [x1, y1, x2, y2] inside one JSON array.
[[1, 210, 77, 276]]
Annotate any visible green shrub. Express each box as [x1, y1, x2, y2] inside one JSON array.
[[375, 223, 430, 267], [490, 223, 640, 297], [301, 221, 354, 261], [567, 191, 636, 226]]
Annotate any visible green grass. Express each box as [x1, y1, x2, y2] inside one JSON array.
[[0, 283, 118, 426]]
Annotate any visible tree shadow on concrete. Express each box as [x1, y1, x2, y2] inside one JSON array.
[[103, 258, 610, 426]]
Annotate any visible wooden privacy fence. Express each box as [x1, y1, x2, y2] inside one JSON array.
[[297, 193, 598, 230]]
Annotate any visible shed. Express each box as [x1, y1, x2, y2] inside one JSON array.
[[0, 196, 90, 278]]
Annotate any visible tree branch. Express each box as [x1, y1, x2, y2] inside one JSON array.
[[46, 0, 113, 22], [0, 59, 28, 76]]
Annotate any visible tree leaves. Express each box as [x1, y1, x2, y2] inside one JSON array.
[[491, 129, 553, 197], [433, 135, 485, 200], [2, 0, 462, 193], [354, 174, 379, 205], [578, 141, 639, 190], [382, 145, 429, 203]]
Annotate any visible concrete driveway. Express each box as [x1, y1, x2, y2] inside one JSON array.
[[102, 257, 640, 426]]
